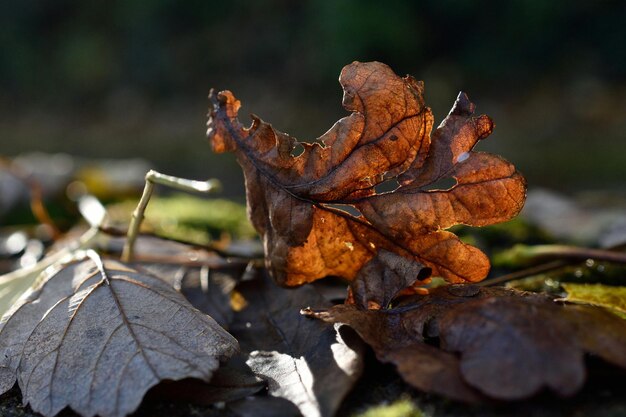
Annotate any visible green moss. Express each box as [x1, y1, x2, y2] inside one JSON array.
[[562, 283, 626, 319], [106, 194, 256, 245], [355, 399, 425, 417]]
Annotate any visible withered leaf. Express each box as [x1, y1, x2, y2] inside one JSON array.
[[347, 249, 431, 310], [149, 366, 265, 406], [301, 302, 482, 403], [226, 396, 302, 417], [0, 255, 238, 417], [107, 234, 247, 328], [207, 61, 526, 286], [230, 270, 363, 417], [0, 260, 83, 394], [304, 285, 626, 401], [136, 261, 241, 329], [438, 296, 585, 399]]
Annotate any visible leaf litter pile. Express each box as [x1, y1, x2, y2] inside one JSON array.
[[0, 61, 625, 417]]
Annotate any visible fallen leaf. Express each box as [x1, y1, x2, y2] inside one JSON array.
[[561, 283, 626, 319], [207, 61, 526, 286], [438, 296, 585, 399], [0, 227, 100, 318], [559, 304, 626, 371], [346, 249, 431, 310], [149, 365, 265, 405], [381, 343, 482, 403], [0, 253, 238, 417], [230, 270, 363, 417], [304, 285, 626, 401], [137, 262, 242, 329], [104, 235, 248, 328], [0, 259, 83, 394], [226, 396, 302, 417], [301, 301, 482, 403]]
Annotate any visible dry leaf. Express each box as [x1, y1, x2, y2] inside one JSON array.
[[107, 234, 247, 328], [230, 270, 363, 417], [226, 396, 302, 417], [346, 249, 431, 310], [304, 285, 626, 401], [438, 295, 584, 399], [137, 262, 241, 329], [0, 260, 83, 394], [0, 255, 238, 417], [207, 61, 526, 286], [149, 366, 265, 405]]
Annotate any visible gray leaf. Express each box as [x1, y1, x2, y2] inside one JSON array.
[[0, 259, 89, 394], [5, 257, 238, 417], [230, 271, 363, 417], [137, 262, 240, 329]]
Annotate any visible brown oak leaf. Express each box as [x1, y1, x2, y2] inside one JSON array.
[[207, 61, 526, 286], [303, 285, 626, 401]]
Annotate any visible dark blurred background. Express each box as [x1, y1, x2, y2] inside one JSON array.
[[1, 0, 625, 198]]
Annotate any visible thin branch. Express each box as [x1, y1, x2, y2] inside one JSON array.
[[478, 260, 569, 287], [496, 244, 626, 265], [121, 170, 221, 262], [129, 253, 258, 269], [481, 244, 626, 287], [100, 226, 261, 260]]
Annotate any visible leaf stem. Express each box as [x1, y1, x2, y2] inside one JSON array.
[[121, 170, 221, 262]]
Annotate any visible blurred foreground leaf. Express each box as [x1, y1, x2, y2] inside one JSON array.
[[0, 227, 100, 317], [0, 255, 238, 417]]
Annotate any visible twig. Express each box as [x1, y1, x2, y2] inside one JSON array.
[[478, 260, 569, 287], [496, 244, 626, 265], [121, 170, 221, 262], [100, 226, 262, 260], [0, 156, 61, 239], [481, 243, 626, 287], [128, 253, 259, 268]]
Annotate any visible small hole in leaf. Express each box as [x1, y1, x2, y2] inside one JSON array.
[[325, 204, 361, 217], [423, 319, 441, 344], [456, 152, 470, 163], [417, 267, 432, 281], [374, 178, 400, 194], [291, 142, 305, 157], [423, 177, 456, 191]]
